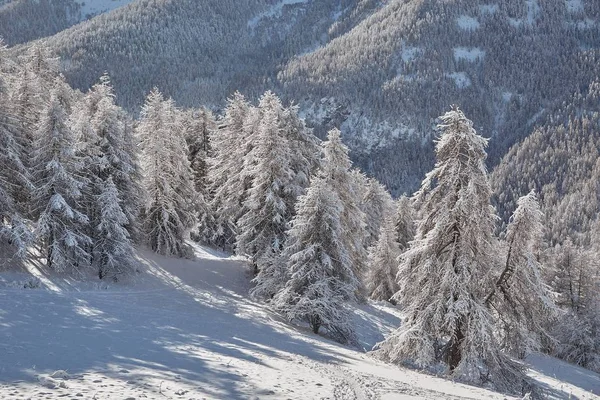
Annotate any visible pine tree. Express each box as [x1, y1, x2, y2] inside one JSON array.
[[322, 129, 368, 294], [203, 91, 251, 249], [32, 81, 91, 272], [0, 43, 31, 257], [485, 191, 557, 358], [181, 107, 215, 242], [236, 92, 303, 266], [95, 176, 138, 280], [138, 89, 196, 257], [272, 175, 359, 343], [366, 217, 401, 303], [374, 108, 523, 392], [395, 195, 415, 250], [361, 176, 395, 248]]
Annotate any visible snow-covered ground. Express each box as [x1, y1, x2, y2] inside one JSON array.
[[0, 244, 599, 399]]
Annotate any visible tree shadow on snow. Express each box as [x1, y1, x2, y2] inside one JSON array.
[[0, 244, 358, 399]]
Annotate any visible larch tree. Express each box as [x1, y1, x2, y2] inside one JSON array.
[[138, 89, 196, 257], [94, 176, 138, 280], [181, 107, 216, 242], [272, 175, 359, 343], [236, 92, 298, 268], [485, 190, 557, 358], [395, 195, 415, 251], [32, 80, 91, 272], [0, 43, 31, 257], [322, 128, 368, 294], [203, 91, 251, 249], [366, 217, 401, 303], [72, 75, 140, 277], [374, 108, 523, 393]]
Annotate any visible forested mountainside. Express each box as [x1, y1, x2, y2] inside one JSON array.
[[492, 79, 600, 245], [0, 0, 134, 46], [19, 0, 600, 195]]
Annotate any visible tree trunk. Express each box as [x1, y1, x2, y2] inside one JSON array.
[[447, 323, 465, 371], [309, 315, 321, 334]]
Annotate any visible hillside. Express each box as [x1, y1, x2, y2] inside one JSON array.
[[0, 0, 135, 46], [17, 0, 599, 194], [0, 244, 598, 399]]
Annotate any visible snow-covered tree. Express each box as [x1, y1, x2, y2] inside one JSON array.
[[366, 217, 401, 303], [322, 129, 368, 293], [236, 92, 299, 267], [272, 175, 359, 343], [374, 108, 523, 392], [0, 43, 32, 256], [395, 195, 415, 250], [203, 91, 251, 249], [32, 81, 91, 272], [485, 191, 557, 358], [138, 89, 196, 257], [181, 107, 215, 242], [94, 176, 138, 280], [361, 176, 394, 248]]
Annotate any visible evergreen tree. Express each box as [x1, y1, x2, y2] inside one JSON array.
[[138, 89, 196, 257], [272, 175, 358, 343], [485, 191, 557, 358], [236, 92, 305, 266], [95, 176, 138, 280], [374, 108, 523, 392], [322, 129, 368, 294], [361, 176, 395, 248], [203, 91, 251, 249], [366, 217, 401, 303], [32, 81, 91, 272], [0, 43, 31, 256], [395, 195, 415, 250]]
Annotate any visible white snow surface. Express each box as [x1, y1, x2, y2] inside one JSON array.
[[456, 15, 480, 30], [248, 0, 309, 28], [480, 4, 499, 15], [565, 0, 584, 13], [76, 0, 134, 19], [445, 72, 472, 89], [454, 47, 486, 62], [0, 243, 599, 399]]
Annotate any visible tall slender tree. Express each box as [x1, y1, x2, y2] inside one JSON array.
[[138, 89, 196, 257], [485, 190, 557, 358], [32, 80, 91, 272], [273, 175, 359, 343], [374, 108, 523, 392]]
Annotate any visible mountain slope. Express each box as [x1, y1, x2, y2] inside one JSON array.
[[34, 0, 373, 111], [0, 0, 135, 45], [492, 79, 600, 244], [24, 0, 600, 195], [0, 244, 598, 399]]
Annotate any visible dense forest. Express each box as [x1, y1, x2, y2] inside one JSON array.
[[1, 42, 599, 397]]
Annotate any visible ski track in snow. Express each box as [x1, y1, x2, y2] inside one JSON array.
[[0, 243, 598, 399]]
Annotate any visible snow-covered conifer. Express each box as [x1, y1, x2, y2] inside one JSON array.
[[485, 191, 557, 358], [203, 92, 251, 249], [395, 195, 415, 250], [366, 217, 401, 303], [32, 81, 91, 272], [0, 43, 32, 256], [374, 108, 523, 392], [361, 176, 395, 248], [94, 176, 138, 280], [138, 89, 196, 257], [272, 175, 359, 343], [236, 92, 299, 266], [322, 129, 368, 293]]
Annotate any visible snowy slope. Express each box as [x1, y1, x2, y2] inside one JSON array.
[[77, 0, 135, 19], [0, 244, 598, 399]]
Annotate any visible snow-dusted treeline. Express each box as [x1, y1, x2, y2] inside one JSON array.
[[2, 42, 600, 398]]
